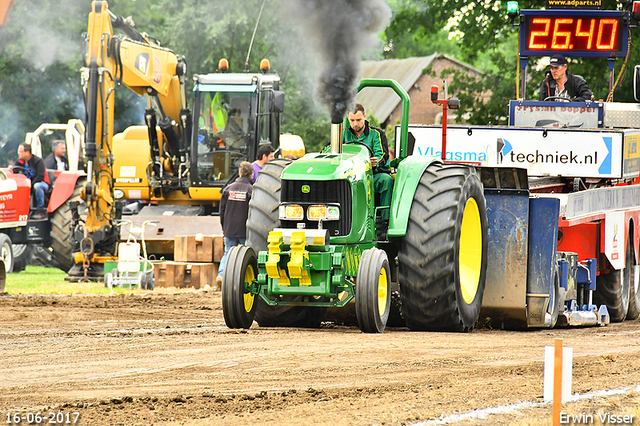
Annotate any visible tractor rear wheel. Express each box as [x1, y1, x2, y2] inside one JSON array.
[[398, 163, 488, 332], [246, 159, 327, 328], [12, 244, 33, 273], [50, 178, 85, 273], [246, 159, 291, 244], [0, 234, 14, 274], [595, 233, 632, 322], [222, 245, 257, 329], [356, 248, 391, 333]]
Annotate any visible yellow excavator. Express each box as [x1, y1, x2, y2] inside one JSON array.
[[69, 1, 300, 280]]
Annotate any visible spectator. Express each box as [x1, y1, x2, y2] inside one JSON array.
[[251, 144, 275, 183], [44, 140, 69, 171], [217, 161, 254, 288], [16, 143, 49, 219]]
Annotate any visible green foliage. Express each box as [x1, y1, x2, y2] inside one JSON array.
[[384, 0, 639, 125], [383, 0, 451, 58], [5, 266, 136, 294]]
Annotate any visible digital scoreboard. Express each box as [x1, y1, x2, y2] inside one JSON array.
[[520, 9, 629, 58]]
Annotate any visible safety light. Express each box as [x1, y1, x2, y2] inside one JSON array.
[[307, 205, 340, 221], [633, 1, 640, 21], [280, 204, 304, 220], [430, 85, 439, 102], [218, 58, 229, 72], [260, 58, 270, 73], [507, 1, 519, 22]]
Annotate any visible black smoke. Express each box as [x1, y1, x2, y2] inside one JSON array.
[[293, 0, 391, 123]]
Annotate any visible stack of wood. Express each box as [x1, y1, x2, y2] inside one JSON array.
[[154, 233, 223, 289]]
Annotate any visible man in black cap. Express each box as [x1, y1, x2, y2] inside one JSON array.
[[539, 54, 593, 102]]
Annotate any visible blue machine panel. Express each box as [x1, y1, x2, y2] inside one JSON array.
[[480, 189, 530, 329], [527, 197, 560, 309], [509, 100, 604, 128]]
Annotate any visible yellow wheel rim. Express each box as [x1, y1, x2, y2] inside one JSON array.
[[459, 198, 483, 304], [243, 264, 255, 313], [378, 267, 388, 315]]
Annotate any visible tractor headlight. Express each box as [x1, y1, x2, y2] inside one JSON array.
[[114, 189, 125, 200], [307, 204, 340, 221], [279, 204, 304, 220]]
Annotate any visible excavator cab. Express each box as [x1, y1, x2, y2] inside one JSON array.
[[190, 72, 282, 187]]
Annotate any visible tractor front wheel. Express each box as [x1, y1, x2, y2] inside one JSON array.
[[398, 163, 488, 332], [356, 248, 391, 333], [222, 245, 257, 329], [0, 234, 14, 274]]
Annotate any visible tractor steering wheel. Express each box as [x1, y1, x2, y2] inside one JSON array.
[[543, 96, 574, 102], [346, 141, 374, 158], [11, 165, 27, 175]]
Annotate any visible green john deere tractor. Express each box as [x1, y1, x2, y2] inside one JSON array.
[[222, 79, 488, 333]]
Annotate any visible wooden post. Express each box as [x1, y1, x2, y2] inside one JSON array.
[[553, 338, 563, 426]]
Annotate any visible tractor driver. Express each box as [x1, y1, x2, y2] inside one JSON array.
[[344, 103, 393, 229], [16, 143, 49, 219], [539, 54, 593, 102]]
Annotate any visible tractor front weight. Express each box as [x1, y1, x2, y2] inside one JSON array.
[[254, 229, 356, 308]]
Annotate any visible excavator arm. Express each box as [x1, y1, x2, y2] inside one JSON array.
[[70, 0, 190, 280]]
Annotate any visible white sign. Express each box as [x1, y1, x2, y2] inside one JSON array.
[[604, 211, 625, 270], [128, 189, 142, 199], [119, 166, 137, 178], [402, 126, 623, 178]]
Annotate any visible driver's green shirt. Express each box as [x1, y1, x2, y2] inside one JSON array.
[[343, 121, 389, 173]]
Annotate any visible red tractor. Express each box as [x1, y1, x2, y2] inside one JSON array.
[[0, 166, 85, 273]]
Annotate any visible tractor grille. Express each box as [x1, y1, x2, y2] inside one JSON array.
[[280, 179, 352, 237]]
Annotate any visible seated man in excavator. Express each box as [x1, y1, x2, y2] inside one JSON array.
[[344, 103, 393, 239]]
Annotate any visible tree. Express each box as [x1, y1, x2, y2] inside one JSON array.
[[383, 0, 458, 59], [0, 0, 159, 166], [140, 0, 332, 153], [384, 0, 638, 125]]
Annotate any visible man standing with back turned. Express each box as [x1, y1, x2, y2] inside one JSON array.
[[217, 161, 254, 288]]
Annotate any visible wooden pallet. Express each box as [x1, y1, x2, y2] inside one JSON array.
[[174, 234, 224, 263], [154, 261, 217, 289]]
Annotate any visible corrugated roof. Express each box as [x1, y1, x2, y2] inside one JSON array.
[[356, 53, 483, 123]]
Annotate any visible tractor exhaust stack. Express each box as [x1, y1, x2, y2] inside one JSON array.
[[330, 120, 343, 154]]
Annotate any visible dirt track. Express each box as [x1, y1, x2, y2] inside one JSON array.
[[0, 290, 639, 426]]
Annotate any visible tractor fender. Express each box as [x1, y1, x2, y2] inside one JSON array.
[[48, 171, 87, 213], [388, 155, 440, 238]]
